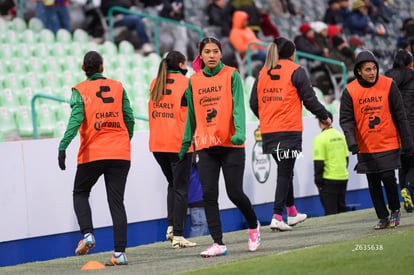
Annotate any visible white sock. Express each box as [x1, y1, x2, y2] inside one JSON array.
[[84, 233, 92, 238]]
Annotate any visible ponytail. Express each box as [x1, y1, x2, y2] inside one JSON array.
[[264, 43, 279, 69], [151, 58, 167, 102], [150, 51, 186, 102]]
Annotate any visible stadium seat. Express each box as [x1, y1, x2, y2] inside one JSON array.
[[73, 28, 89, 43], [53, 120, 67, 138], [0, 17, 7, 32], [117, 54, 133, 71], [71, 45, 87, 60], [131, 97, 148, 118], [118, 40, 135, 55], [38, 29, 55, 44], [0, 106, 18, 135], [41, 70, 62, 88], [4, 57, 27, 74], [44, 56, 62, 74], [56, 29, 72, 44], [61, 70, 80, 86], [0, 88, 20, 113], [99, 40, 118, 56], [9, 17, 26, 32], [36, 103, 55, 137], [2, 73, 23, 89], [28, 17, 44, 33], [52, 42, 68, 56], [130, 81, 149, 101], [18, 87, 35, 106], [19, 29, 37, 44], [55, 102, 71, 128], [24, 56, 46, 74], [13, 43, 32, 59], [31, 43, 50, 58], [244, 76, 256, 95], [0, 59, 5, 74], [134, 119, 149, 132], [0, 43, 14, 59], [130, 67, 146, 85], [15, 105, 34, 138]]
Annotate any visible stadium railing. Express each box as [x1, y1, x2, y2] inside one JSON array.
[[30, 94, 149, 139], [107, 6, 204, 56], [245, 41, 347, 100]]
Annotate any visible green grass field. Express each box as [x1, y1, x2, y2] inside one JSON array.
[[181, 229, 414, 275]]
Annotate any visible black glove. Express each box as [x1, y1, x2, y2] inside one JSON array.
[[58, 150, 66, 170], [349, 144, 360, 155]]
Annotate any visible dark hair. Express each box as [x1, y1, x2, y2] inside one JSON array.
[[198, 37, 222, 69], [401, 17, 414, 32], [151, 51, 186, 102], [83, 51, 103, 77], [392, 49, 413, 69], [199, 37, 222, 54], [274, 37, 295, 58]]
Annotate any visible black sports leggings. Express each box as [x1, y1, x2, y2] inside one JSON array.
[[153, 152, 192, 236], [73, 159, 130, 252], [272, 153, 296, 215], [197, 147, 257, 244]]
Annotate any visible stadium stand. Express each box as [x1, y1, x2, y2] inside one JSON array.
[[0, 0, 413, 142]]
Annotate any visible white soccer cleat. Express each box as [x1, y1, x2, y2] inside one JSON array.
[[287, 213, 307, 226], [270, 217, 292, 231], [200, 243, 228, 257]]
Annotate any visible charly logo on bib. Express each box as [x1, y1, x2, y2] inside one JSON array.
[[251, 126, 271, 184]]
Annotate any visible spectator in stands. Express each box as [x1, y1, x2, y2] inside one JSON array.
[[295, 23, 331, 94], [249, 37, 331, 231], [58, 51, 135, 266], [260, 12, 281, 39], [323, 0, 344, 26], [0, 0, 14, 16], [158, 0, 190, 58], [29, 0, 46, 26], [340, 50, 412, 229], [43, 0, 71, 34], [397, 19, 414, 56], [328, 36, 355, 74], [229, 10, 267, 62], [268, 0, 301, 18], [327, 24, 343, 39], [148, 51, 196, 249], [100, 0, 154, 54], [396, 18, 414, 50], [349, 35, 364, 56], [207, 0, 228, 37], [338, 0, 351, 20], [343, 0, 383, 36], [385, 49, 414, 213], [365, 0, 392, 24], [294, 23, 329, 57], [224, 0, 262, 36], [313, 112, 349, 216], [311, 21, 332, 52]]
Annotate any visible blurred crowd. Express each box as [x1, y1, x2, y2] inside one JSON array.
[[1, 0, 413, 98]]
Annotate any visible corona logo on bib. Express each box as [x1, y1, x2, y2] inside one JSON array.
[[251, 126, 271, 184]]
